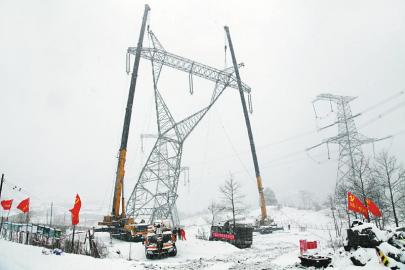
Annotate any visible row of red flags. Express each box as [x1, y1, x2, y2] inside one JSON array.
[[1, 194, 81, 225], [347, 192, 382, 219], [1, 198, 30, 213]]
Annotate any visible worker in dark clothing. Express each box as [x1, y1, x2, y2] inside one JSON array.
[[172, 227, 177, 242], [155, 223, 162, 235]]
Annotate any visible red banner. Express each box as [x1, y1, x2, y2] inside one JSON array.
[[306, 241, 318, 249], [1, 199, 13, 210], [16, 198, 30, 213], [348, 192, 369, 218], [69, 194, 81, 225], [366, 198, 382, 217], [212, 232, 235, 240], [300, 240, 318, 254]]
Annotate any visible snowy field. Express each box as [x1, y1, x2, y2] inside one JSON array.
[[0, 206, 389, 270]]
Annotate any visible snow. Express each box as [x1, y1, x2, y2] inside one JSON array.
[[351, 223, 392, 242], [0, 206, 396, 270], [0, 239, 133, 270], [329, 248, 385, 270]]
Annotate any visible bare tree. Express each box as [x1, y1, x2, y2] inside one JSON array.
[[219, 174, 245, 227], [366, 181, 391, 229], [334, 154, 378, 225], [350, 155, 373, 222], [326, 194, 343, 237], [299, 190, 313, 210], [373, 151, 405, 227], [207, 200, 225, 226], [399, 179, 405, 223], [335, 180, 352, 227]]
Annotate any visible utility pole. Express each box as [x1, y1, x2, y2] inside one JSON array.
[[50, 202, 53, 227], [0, 174, 4, 200], [224, 26, 268, 224], [0, 174, 4, 234]]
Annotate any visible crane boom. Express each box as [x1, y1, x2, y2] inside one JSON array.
[[111, 4, 150, 218], [224, 26, 268, 223]]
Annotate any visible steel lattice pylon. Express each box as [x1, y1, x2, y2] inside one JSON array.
[[125, 30, 248, 225], [312, 94, 377, 200]]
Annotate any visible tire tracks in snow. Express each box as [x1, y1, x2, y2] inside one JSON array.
[[141, 241, 296, 270]]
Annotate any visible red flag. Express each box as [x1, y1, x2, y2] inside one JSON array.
[[366, 198, 382, 217], [69, 194, 81, 225], [306, 241, 318, 249], [348, 192, 369, 218], [1, 199, 13, 210], [16, 198, 30, 213]]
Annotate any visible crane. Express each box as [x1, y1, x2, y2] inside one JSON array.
[[97, 4, 151, 241], [224, 26, 269, 225]]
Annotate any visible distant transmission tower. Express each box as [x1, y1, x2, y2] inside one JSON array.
[[308, 94, 383, 198], [125, 30, 251, 226]]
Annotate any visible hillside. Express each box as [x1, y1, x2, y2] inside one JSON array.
[[0, 206, 390, 270]]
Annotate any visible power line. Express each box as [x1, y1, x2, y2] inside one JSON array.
[[190, 91, 405, 168], [316, 91, 404, 131], [359, 90, 404, 114], [2, 178, 68, 212], [358, 100, 405, 129], [217, 114, 256, 181]]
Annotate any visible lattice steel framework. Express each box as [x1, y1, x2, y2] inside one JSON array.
[[126, 30, 249, 225], [311, 94, 377, 197]]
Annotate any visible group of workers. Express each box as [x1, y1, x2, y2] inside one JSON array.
[[152, 222, 186, 240]]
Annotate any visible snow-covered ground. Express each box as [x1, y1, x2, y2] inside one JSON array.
[[0, 206, 390, 270]]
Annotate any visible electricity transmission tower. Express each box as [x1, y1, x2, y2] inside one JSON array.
[[125, 30, 251, 226], [308, 94, 386, 200]]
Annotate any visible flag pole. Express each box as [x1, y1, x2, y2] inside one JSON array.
[[0, 208, 4, 235], [6, 209, 11, 240], [25, 211, 29, 244], [71, 225, 76, 253]]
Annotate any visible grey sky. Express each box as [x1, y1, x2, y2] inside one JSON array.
[[0, 0, 404, 216]]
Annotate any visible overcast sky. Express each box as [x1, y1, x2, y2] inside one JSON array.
[[1, 0, 404, 217]]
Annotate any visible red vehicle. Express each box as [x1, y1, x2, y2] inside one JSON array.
[[209, 221, 253, 248]]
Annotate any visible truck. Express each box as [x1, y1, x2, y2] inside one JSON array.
[[209, 220, 253, 248], [144, 221, 177, 259]]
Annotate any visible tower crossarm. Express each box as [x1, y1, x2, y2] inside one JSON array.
[[314, 93, 357, 103], [127, 47, 251, 94]]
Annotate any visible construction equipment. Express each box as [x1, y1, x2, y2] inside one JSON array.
[[224, 26, 269, 226], [97, 4, 151, 242], [144, 220, 177, 259], [209, 220, 254, 248]]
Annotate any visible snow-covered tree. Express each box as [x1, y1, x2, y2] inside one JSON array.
[[219, 174, 245, 227], [373, 151, 405, 227], [349, 155, 374, 222], [207, 200, 225, 226]]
